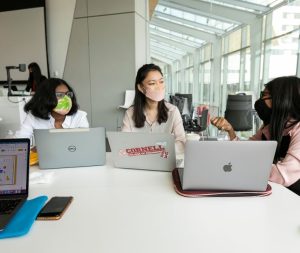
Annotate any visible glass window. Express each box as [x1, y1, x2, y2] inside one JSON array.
[[201, 44, 212, 62], [227, 52, 241, 85], [176, 70, 181, 92], [241, 26, 249, 48], [203, 61, 211, 104], [184, 67, 193, 94], [265, 30, 299, 79], [266, 2, 300, 39], [244, 48, 251, 91], [222, 29, 242, 54], [228, 29, 242, 53], [188, 67, 193, 94]]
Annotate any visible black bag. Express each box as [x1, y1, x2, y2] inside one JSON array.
[[224, 94, 253, 131]]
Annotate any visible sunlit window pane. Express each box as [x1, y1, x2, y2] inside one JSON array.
[[265, 30, 299, 79], [266, 1, 300, 39], [227, 52, 240, 85]]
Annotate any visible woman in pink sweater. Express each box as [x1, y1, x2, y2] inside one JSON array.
[[211, 76, 300, 195]]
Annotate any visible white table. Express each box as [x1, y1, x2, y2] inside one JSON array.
[[2, 154, 300, 253]]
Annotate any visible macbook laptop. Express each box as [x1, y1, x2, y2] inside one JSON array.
[[34, 127, 106, 169], [180, 140, 277, 191], [0, 138, 30, 231], [107, 132, 176, 172]]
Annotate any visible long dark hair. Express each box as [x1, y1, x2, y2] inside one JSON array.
[[266, 76, 300, 163], [133, 64, 168, 128], [24, 78, 79, 119], [28, 62, 43, 83]]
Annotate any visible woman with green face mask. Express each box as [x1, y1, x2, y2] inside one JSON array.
[[16, 78, 89, 144]]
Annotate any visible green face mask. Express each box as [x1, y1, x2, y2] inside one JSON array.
[[53, 95, 72, 115]]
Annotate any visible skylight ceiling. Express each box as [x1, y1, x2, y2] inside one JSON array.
[[155, 4, 235, 33], [235, 0, 286, 7], [149, 0, 285, 64]]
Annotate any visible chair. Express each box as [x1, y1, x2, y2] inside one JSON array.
[[196, 109, 209, 140], [169, 95, 185, 115], [183, 108, 209, 139], [170, 93, 194, 132], [119, 90, 135, 109], [224, 94, 253, 131], [174, 93, 193, 117]]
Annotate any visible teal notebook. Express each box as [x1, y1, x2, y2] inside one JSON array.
[[0, 196, 48, 239]]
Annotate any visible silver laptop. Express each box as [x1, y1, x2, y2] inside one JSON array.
[[180, 140, 277, 191], [107, 132, 176, 172], [0, 138, 30, 231], [34, 127, 106, 169]]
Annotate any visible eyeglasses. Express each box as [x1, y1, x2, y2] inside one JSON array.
[[55, 91, 74, 99], [260, 91, 271, 100]]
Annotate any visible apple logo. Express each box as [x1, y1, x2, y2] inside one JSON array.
[[223, 162, 232, 172]]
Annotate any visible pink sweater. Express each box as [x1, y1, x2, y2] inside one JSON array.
[[249, 122, 300, 186], [122, 102, 186, 153]]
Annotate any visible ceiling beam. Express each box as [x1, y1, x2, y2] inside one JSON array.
[[151, 42, 185, 56], [162, 0, 258, 24], [151, 40, 186, 56], [151, 48, 182, 60], [150, 34, 196, 53], [219, 0, 270, 13], [151, 54, 174, 65], [150, 27, 203, 47], [154, 10, 225, 35], [160, 0, 240, 25], [151, 17, 217, 42]]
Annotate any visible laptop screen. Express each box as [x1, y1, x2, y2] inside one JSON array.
[[0, 139, 29, 196]]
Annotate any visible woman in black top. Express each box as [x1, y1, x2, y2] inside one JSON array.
[[25, 62, 47, 93]]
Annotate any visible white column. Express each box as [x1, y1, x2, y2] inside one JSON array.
[[250, 17, 263, 96], [64, 0, 149, 130], [212, 39, 222, 109]]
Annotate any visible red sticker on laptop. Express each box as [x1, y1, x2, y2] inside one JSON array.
[[119, 144, 169, 158]]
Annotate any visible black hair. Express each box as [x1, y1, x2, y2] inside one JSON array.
[[133, 64, 168, 128], [28, 62, 43, 83], [26, 62, 46, 92], [24, 78, 79, 120], [265, 76, 300, 163]]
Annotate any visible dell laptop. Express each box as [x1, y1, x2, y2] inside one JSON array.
[[34, 127, 106, 169], [0, 138, 30, 231], [107, 132, 176, 172], [180, 140, 277, 191]]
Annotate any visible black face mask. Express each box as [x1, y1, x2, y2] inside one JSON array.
[[254, 99, 272, 125]]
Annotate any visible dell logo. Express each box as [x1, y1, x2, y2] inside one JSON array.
[[67, 145, 76, 152], [223, 162, 232, 172]]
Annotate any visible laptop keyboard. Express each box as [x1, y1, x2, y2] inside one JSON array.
[[0, 199, 23, 215]]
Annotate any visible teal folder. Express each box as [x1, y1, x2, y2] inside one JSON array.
[[0, 196, 48, 239]]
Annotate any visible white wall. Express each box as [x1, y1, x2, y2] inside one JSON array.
[[45, 0, 76, 78], [0, 7, 48, 81]]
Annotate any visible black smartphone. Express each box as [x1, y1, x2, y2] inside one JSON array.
[[37, 196, 73, 220]]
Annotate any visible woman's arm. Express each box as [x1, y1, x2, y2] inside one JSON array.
[[172, 107, 186, 153], [121, 110, 132, 132], [269, 125, 300, 186], [77, 113, 89, 128], [15, 113, 34, 140], [210, 117, 236, 140]]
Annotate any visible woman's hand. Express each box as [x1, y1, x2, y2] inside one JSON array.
[[210, 117, 236, 140], [210, 117, 232, 131]]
